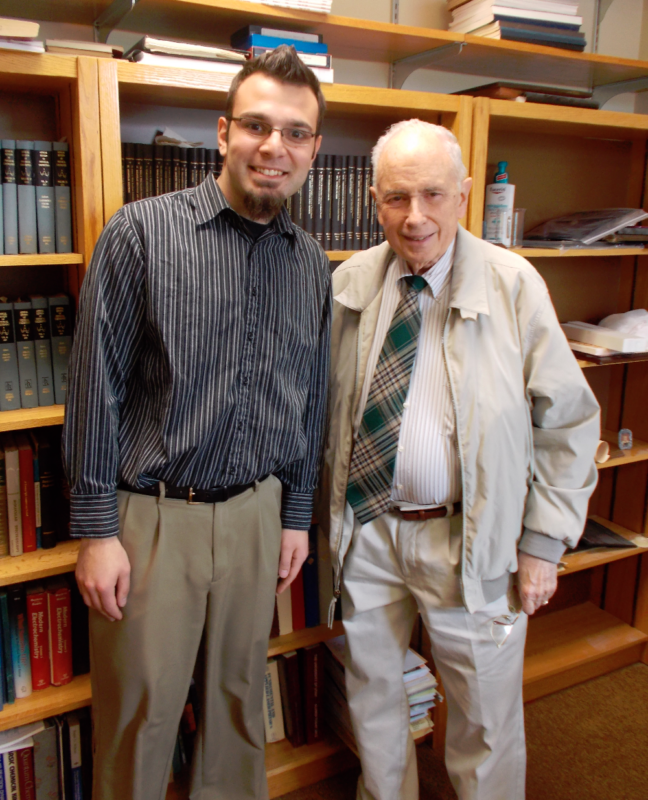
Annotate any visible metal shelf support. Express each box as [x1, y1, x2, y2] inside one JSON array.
[[94, 0, 140, 43], [592, 76, 648, 107], [390, 42, 465, 90]]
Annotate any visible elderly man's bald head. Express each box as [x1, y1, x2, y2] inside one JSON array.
[[370, 119, 472, 274]]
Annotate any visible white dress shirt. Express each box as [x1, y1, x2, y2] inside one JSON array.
[[355, 240, 461, 508]]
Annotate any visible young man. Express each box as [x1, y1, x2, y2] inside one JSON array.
[[64, 47, 331, 800], [318, 120, 599, 800]]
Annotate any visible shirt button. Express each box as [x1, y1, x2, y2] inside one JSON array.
[[403, 402, 409, 408], [228, 467, 235, 474], [398, 446, 404, 452], [242, 376, 249, 385], [396, 484, 403, 490], [247, 332, 254, 341], [237, 422, 243, 431], [251, 287, 257, 296]]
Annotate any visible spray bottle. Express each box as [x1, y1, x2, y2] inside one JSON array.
[[484, 161, 516, 246]]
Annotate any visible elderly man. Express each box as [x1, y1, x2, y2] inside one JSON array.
[[318, 120, 599, 800]]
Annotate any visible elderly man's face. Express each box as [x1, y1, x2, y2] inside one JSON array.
[[372, 131, 472, 273]]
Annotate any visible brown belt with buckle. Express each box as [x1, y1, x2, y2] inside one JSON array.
[[394, 501, 462, 522]]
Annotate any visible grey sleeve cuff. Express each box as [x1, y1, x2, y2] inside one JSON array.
[[518, 528, 567, 564], [69, 492, 120, 538]]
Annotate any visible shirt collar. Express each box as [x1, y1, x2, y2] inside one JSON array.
[[192, 173, 295, 237], [396, 237, 456, 299]]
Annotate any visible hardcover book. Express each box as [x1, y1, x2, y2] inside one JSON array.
[[300, 643, 325, 744], [46, 579, 73, 686], [53, 143, 72, 253], [34, 142, 55, 254], [15, 433, 37, 552], [0, 301, 22, 412], [2, 433, 23, 556], [32, 719, 60, 800], [13, 301, 39, 409], [17, 141, 37, 254], [302, 524, 320, 628], [31, 431, 57, 549], [0, 447, 9, 557], [17, 745, 37, 800], [48, 295, 72, 405], [277, 650, 305, 747], [0, 590, 15, 703], [30, 297, 55, 407], [26, 585, 51, 690], [9, 584, 33, 698], [262, 659, 286, 743], [2, 140, 18, 255], [3, 749, 21, 800]]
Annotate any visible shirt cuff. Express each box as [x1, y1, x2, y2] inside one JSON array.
[[281, 489, 314, 531], [69, 492, 120, 538], [518, 529, 566, 564]]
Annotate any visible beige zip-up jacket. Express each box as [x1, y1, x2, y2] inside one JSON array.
[[318, 226, 600, 613]]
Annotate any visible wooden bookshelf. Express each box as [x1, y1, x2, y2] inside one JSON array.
[[0, 405, 65, 433], [523, 603, 648, 702], [328, 247, 646, 263], [0, 254, 84, 267], [558, 517, 647, 576], [268, 620, 344, 658], [0, 541, 81, 587], [0, 674, 91, 733], [597, 431, 648, 469]]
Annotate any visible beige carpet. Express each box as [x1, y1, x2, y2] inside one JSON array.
[[277, 663, 648, 800]]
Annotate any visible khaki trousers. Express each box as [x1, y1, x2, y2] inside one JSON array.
[[342, 508, 527, 800], [89, 476, 283, 800]]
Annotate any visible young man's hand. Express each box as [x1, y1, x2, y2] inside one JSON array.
[[76, 537, 131, 621], [276, 529, 309, 595]]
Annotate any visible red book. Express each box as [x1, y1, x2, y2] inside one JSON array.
[[26, 585, 51, 690], [15, 433, 36, 552], [291, 567, 306, 632], [46, 579, 73, 686], [16, 746, 36, 800], [300, 643, 325, 745]]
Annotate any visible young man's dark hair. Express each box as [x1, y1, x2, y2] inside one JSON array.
[[226, 44, 327, 134]]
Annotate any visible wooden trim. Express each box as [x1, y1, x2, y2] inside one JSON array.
[[98, 59, 124, 223], [627, 138, 647, 207], [468, 97, 489, 237], [267, 621, 344, 658], [0, 254, 84, 267], [0, 405, 65, 432], [0, 674, 91, 733], [634, 554, 648, 634], [0, 541, 80, 587], [557, 516, 648, 576]]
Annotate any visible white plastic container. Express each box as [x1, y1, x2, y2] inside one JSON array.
[[484, 183, 516, 246]]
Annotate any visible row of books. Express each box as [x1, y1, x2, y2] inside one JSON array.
[[0, 578, 89, 708], [0, 296, 72, 411], [447, 0, 587, 51], [122, 143, 385, 252], [263, 643, 326, 746], [325, 636, 439, 748], [0, 711, 92, 800], [0, 430, 66, 557], [270, 526, 321, 637], [1, 142, 73, 256]]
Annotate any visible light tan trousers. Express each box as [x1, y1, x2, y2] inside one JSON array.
[[89, 476, 284, 800], [342, 508, 527, 800]]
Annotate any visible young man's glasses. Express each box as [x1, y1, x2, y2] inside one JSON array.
[[228, 116, 316, 148]]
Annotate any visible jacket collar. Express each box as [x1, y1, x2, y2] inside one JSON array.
[[193, 173, 295, 237], [333, 226, 490, 317]]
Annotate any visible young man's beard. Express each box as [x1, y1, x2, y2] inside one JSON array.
[[243, 190, 286, 221]]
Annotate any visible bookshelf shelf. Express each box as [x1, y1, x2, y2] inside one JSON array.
[[512, 247, 645, 258], [0, 405, 65, 433], [0, 673, 91, 733], [523, 602, 648, 702], [558, 516, 647, 576], [0, 254, 84, 268], [597, 431, 648, 470], [0, 541, 81, 587], [265, 725, 357, 799], [0, 52, 77, 87], [267, 620, 344, 658]]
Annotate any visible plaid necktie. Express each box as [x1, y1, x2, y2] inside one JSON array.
[[347, 274, 427, 524]]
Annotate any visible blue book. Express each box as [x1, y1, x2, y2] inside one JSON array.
[[0, 752, 6, 799], [302, 524, 320, 628], [48, 295, 72, 405], [8, 584, 32, 698], [493, 12, 581, 30], [34, 141, 55, 254], [0, 593, 5, 710], [16, 141, 37, 255], [30, 297, 55, 407], [13, 301, 39, 409], [1, 141, 18, 256], [0, 303, 21, 412], [0, 592, 15, 704], [231, 34, 328, 54], [53, 142, 72, 253]]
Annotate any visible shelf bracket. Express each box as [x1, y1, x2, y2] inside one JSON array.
[[94, 0, 140, 43], [390, 42, 465, 90], [592, 76, 648, 107]]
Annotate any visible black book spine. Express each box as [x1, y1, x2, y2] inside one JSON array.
[[187, 149, 198, 188], [153, 145, 164, 196], [179, 149, 188, 191], [314, 154, 325, 248], [162, 146, 173, 194], [323, 154, 333, 251], [345, 155, 356, 250], [331, 155, 343, 251], [172, 146, 182, 192], [196, 147, 206, 184], [216, 150, 223, 178], [142, 144, 153, 199], [122, 142, 135, 203], [362, 156, 372, 250], [303, 163, 315, 236], [354, 156, 364, 250], [206, 148, 218, 178], [291, 185, 303, 229], [134, 144, 144, 201]]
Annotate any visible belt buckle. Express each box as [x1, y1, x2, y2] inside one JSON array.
[[187, 487, 204, 505]]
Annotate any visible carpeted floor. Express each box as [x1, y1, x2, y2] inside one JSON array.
[[277, 663, 648, 800]]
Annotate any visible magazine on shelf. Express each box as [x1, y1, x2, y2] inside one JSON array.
[[524, 208, 648, 245]]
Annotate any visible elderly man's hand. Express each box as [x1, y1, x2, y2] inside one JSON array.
[[516, 551, 558, 615]]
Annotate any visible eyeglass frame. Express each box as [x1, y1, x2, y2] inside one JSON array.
[[226, 116, 318, 148]]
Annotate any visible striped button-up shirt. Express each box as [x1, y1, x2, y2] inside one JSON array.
[[355, 240, 461, 507], [63, 175, 332, 537]]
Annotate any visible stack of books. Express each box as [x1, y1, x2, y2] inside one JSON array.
[[0, 295, 72, 411], [270, 525, 322, 637], [45, 40, 124, 59], [324, 635, 440, 748], [230, 25, 333, 83], [447, 0, 586, 51], [0, 16, 44, 54], [239, 0, 332, 12], [0, 712, 93, 800], [124, 36, 248, 89], [1, 140, 73, 255]]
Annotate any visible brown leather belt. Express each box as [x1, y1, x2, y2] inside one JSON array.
[[393, 501, 462, 521]]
